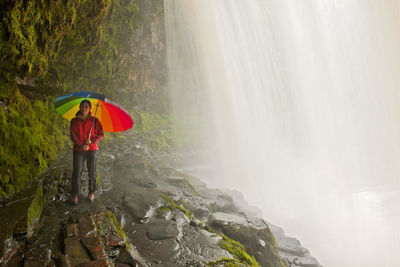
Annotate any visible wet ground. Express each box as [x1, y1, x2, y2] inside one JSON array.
[[0, 133, 321, 266]]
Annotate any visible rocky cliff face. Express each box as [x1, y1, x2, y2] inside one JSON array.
[[125, 0, 167, 111]]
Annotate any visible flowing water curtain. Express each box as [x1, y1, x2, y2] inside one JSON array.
[[165, 0, 298, 186], [165, 1, 400, 266]]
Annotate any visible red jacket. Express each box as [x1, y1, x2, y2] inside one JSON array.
[[70, 112, 104, 151]]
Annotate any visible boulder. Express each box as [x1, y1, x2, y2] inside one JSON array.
[[79, 215, 96, 236], [65, 224, 78, 238], [59, 255, 71, 267], [64, 237, 91, 266], [81, 233, 107, 260], [124, 200, 152, 220], [210, 213, 283, 267], [193, 207, 209, 218], [211, 212, 247, 225], [147, 219, 179, 240], [116, 248, 139, 266]]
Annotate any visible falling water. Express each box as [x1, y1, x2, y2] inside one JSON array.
[[165, 1, 400, 266]]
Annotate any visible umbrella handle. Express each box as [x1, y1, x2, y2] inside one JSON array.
[[88, 100, 100, 143]]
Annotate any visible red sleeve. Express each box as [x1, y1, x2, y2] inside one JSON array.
[[90, 118, 104, 144], [70, 119, 83, 147]]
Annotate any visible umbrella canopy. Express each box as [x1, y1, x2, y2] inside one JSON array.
[[54, 91, 134, 132]]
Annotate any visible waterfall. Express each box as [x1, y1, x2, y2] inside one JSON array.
[[165, 1, 400, 266]]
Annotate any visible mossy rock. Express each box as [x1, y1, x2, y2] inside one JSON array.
[[0, 87, 68, 198], [92, 210, 128, 248], [210, 221, 286, 267], [160, 193, 193, 220], [208, 258, 246, 267], [27, 184, 44, 237]]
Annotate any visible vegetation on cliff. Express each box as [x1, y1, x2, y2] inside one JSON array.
[[0, 86, 68, 196], [0, 0, 167, 197]]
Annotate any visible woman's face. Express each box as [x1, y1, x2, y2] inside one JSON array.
[[80, 103, 91, 117]]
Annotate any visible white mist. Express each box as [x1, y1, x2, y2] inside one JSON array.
[[165, 1, 400, 266]]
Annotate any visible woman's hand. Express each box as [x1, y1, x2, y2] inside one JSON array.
[[82, 139, 91, 151]]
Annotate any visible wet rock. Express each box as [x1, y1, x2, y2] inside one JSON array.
[[79, 215, 96, 236], [269, 225, 307, 257], [147, 219, 179, 240], [172, 210, 190, 226], [289, 254, 322, 267], [23, 258, 50, 267], [91, 211, 125, 247], [116, 248, 139, 266], [124, 247, 149, 267], [193, 207, 209, 219], [65, 224, 78, 237], [27, 184, 47, 238], [210, 214, 283, 267], [14, 215, 28, 236], [81, 233, 107, 260], [124, 200, 152, 220], [156, 208, 172, 220], [59, 255, 71, 267], [26, 247, 52, 260], [77, 259, 108, 267], [189, 219, 201, 227], [23, 216, 60, 266], [210, 212, 247, 225], [2, 239, 24, 266], [268, 224, 322, 267], [131, 178, 157, 189], [171, 226, 232, 265], [103, 234, 125, 248], [0, 184, 42, 260], [64, 237, 91, 266]]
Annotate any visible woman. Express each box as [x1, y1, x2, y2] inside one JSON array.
[[70, 99, 104, 204]]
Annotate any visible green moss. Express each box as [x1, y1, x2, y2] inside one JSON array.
[[135, 111, 174, 151], [27, 185, 44, 237], [261, 220, 279, 248], [161, 193, 193, 220], [103, 210, 127, 242], [93, 210, 130, 248], [102, 132, 126, 145], [210, 220, 286, 267], [134, 109, 206, 152], [0, 0, 142, 96], [171, 170, 199, 196], [207, 258, 243, 267], [0, 87, 68, 197], [203, 226, 261, 267], [96, 174, 101, 187], [157, 206, 172, 213], [219, 234, 260, 267], [0, 0, 167, 197], [45, 0, 140, 98]]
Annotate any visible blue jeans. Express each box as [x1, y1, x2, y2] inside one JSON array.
[[71, 150, 98, 195]]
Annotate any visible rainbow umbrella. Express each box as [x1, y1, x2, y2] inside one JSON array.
[[54, 91, 134, 132]]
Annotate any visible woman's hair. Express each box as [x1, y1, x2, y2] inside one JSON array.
[[79, 99, 92, 109]]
